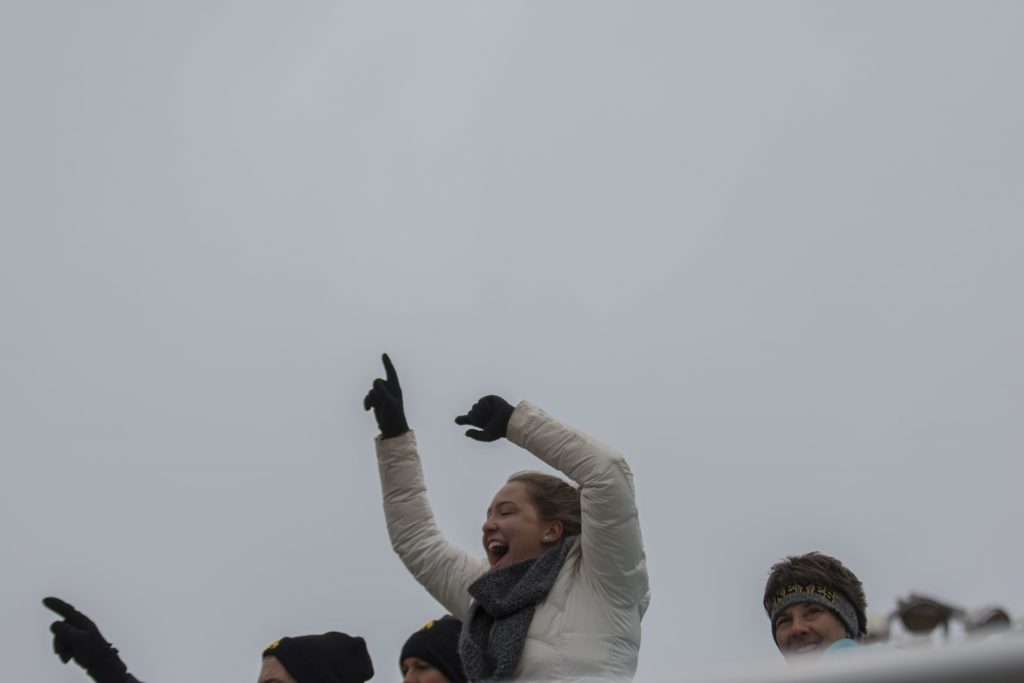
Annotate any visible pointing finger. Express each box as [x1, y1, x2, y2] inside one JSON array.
[[43, 597, 84, 625], [382, 353, 398, 386]]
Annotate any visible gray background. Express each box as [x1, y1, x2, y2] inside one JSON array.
[[3, 2, 1022, 681]]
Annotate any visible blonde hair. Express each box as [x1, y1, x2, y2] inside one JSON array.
[[506, 471, 582, 536]]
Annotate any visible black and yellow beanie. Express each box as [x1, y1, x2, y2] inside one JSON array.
[[263, 632, 374, 683], [399, 616, 465, 683]]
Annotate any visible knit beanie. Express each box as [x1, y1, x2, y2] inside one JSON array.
[[400, 616, 465, 683], [263, 632, 374, 683]]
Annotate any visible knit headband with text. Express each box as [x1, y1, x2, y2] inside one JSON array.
[[768, 583, 859, 641]]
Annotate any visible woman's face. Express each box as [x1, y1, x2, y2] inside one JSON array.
[[773, 602, 849, 661], [482, 481, 561, 570], [401, 657, 450, 683]]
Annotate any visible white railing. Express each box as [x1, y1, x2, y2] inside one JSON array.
[[666, 632, 1024, 683]]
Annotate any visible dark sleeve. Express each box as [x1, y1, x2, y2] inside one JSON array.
[[86, 650, 145, 683]]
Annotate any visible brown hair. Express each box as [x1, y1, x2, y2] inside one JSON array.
[[506, 471, 582, 537], [763, 551, 868, 638]]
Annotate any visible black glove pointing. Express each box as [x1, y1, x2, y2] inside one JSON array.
[[42, 597, 132, 683], [363, 353, 410, 439], [455, 395, 515, 442]]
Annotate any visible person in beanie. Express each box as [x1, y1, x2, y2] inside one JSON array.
[[43, 596, 374, 683], [400, 616, 465, 683], [262, 632, 374, 683], [763, 552, 869, 662], [363, 354, 649, 683]]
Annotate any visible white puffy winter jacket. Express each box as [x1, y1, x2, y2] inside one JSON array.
[[375, 400, 650, 683]]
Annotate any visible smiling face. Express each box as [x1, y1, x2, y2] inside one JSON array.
[[774, 602, 850, 661], [482, 481, 563, 569]]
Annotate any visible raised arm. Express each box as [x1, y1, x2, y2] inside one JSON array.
[[365, 355, 488, 619], [456, 396, 649, 610], [42, 597, 145, 683]]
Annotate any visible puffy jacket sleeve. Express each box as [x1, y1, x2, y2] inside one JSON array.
[[506, 401, 650, 610], [375, 430, 489, 619]]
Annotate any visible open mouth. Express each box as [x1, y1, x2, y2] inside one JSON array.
[[486, 540, 509, 566]]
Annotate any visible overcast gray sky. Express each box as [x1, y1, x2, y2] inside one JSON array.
[[3, 2, 1023, 681]]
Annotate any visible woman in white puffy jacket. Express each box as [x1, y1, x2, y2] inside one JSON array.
[[364, 355, 650, 683]]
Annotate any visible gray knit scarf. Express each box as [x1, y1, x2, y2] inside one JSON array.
[[459, 536, 578, 682]]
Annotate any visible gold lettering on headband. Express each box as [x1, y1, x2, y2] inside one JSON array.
[[265, 639, 281, 651]]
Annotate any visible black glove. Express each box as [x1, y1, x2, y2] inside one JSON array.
[[43, 597, 134, 683], [363, 353, 409, 439], [455, 395, 515, 442]]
